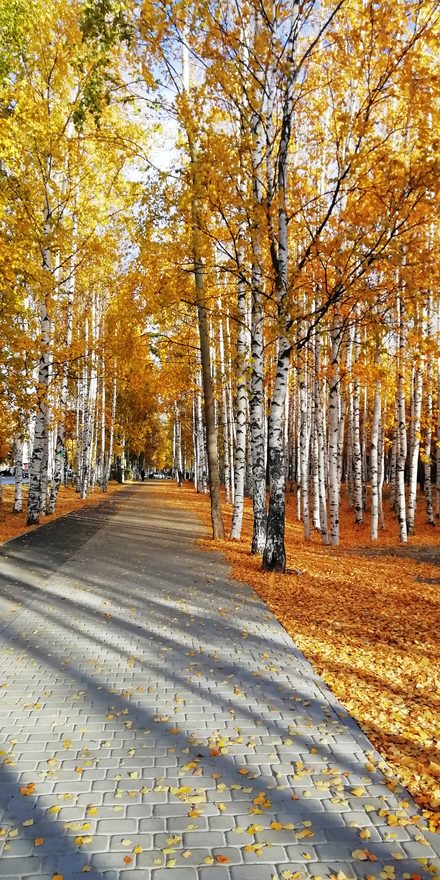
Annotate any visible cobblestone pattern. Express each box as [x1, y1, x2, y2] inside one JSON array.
[[0, 485, 439, 880]]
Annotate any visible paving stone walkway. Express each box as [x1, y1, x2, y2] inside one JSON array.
[[0, 483, 439, 880]]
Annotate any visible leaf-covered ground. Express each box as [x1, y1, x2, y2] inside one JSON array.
[[168, 485, 440, 834], [0, 482, 123, 545]]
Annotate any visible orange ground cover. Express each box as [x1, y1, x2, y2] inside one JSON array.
[[0, 481, 124, 545], [167, 483, 440, 833]]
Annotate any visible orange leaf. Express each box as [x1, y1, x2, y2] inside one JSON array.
[[365, 850, 378, 862], [215, 855, 230, 863], [123, 855, 132, 865]]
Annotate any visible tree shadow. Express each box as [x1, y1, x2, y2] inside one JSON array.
[[0, 485, 438, 876]]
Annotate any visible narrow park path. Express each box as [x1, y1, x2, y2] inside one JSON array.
[[0, 483, 439, 880]]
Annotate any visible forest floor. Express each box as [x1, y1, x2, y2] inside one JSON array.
[[0, 481, 124, 545], [169, 483, 440, 835]]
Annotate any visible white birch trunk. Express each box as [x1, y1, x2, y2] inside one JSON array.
[[106, 366, 117, 483], [225, 311, 236, 504], [345, 331, 354, 508], [27, 199, 52, 525], [249, 78, 267, 553], [328, 312, 342, 546], [100, 360, 107, 491], [311, 423, 320, 532], [390, 400, 398, 511], [352, 319, 363, 523], [407, 360, 423, 535], [424, 294, 435, 525], [362, 382, 368, 512], [315, 327, 328, 544], [120, 436, 126, 483], [299, 359, 311, 539], [289, 383, 296, 491], [262, 12, 298, 571], [192, 395, 198, 491], [48, 255, 75, 514], [195, 375, 208, 493], [337, 383, 346, 493], [13, 435, 24, 514], [308, 340, 320, 534], [75, 377, 81, 491], [81, 360, 97, 499], [296, 378, 301, 521], [408, 365, 415, 466], [174, 400, 183, 479], [228, 378, 235, 503], [217, 303, 231, 503], [396, 295, 408, 542], [249, 273, 266, 551], [370, 353, 382, 541], [230, 268, 248, 539], [379, 418, 385, 530], [436, 345, 440, 519]]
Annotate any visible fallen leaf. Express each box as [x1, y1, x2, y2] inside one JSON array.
[[20, 783, 36, 796], [353, 850, 368, 861]]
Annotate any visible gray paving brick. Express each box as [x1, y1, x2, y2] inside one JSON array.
[[209, 816, 234, 831], [181, 830, 226, 847], [109, 832, 152, 851], [230, 867, 279, 880], [402, 839, 438, 858], [315, 842, 361, 860], [199, 870, 230, 880], [0, 484, 439, 880], [152, 869, 198, 880], [1, 839, 34, 857], [97, 818, 138, 834], [243, 844, 289, 862], [0, 858, 44, 876], [167, 816, 208, 832]]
